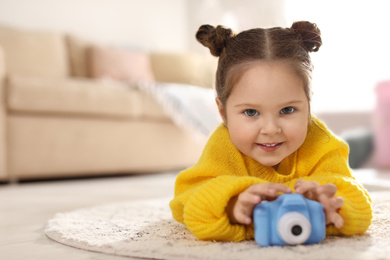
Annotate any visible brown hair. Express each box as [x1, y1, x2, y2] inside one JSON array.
[[196, 21, 322, 107]]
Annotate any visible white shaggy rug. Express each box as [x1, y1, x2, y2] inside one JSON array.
[[45, 191, 390, 260]]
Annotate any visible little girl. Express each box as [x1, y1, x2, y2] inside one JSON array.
[[170, 21, 372, 242]]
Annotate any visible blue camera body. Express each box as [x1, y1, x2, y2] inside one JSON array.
[[253, 193, 326, 247]]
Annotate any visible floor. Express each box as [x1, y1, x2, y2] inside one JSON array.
[[1, 172, 177, 260], [1, 169, 390, 260]]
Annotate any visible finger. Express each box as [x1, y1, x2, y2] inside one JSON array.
[[333, 215, 344, 229], [247, 183, 292, 198], [332, 196, 344, 209], [294, 179, 306, 190], [327, 212, 344, 229], [267, 183, 293, 194], [233, 209, 252, 225], [303, 190, 316, 200], [234, 196, 258, 224], [251, 188, 280, 201], [242, 193, 262, 205], [295, 181, 319, 194], [318, 195, 344, 211], [237, 192, 261, 207], [316, 184, 338, 197], [320, 195, 344, 229]]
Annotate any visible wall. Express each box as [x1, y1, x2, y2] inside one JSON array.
[[0, 0, 290, 53], [0, 0, 189, 51], [187, 0, 287, 54]]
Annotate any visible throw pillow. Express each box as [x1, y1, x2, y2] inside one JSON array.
[[87, 44, 154, 83]]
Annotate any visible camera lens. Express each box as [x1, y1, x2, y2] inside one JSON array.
[[278, 212, 311, 245], [291, 225, 303, 236]]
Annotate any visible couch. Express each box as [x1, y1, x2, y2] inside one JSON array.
[[0, 24, 217, 181]]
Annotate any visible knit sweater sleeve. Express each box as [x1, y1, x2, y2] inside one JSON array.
[[282, 118, 373, 236], [169, 124, 273, 241]]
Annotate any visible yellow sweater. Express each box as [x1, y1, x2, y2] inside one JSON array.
[[170, 117, 372, 242]]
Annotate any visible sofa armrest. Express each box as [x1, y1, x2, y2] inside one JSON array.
[[0, 44, 8, 181]]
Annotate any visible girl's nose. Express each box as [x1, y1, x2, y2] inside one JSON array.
[[260, 117, 281, 136]]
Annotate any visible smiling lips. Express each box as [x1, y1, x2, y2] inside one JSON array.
[[257, 142, 283, 152]]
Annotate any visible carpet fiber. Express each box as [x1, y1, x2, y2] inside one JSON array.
[[45, 191, 390, 260]]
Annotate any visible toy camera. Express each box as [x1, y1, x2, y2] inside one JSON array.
[[253, 193, 325, 247]]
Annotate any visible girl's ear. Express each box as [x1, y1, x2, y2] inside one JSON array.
[[216, 97, 227, 124]]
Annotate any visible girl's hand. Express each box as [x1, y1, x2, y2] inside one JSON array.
[[226, 183, 292, 225], [295, 179, 344, 229]]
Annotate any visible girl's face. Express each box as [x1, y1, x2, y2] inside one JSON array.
[[217, 61, 309, 167]]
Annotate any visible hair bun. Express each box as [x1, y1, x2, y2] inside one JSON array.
[[291, 21, 322, 52], [196, 24, 235, 57]]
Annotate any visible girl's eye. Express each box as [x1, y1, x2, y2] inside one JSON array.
[[244, 109, 259, 117], [280, 107, 295, 115]]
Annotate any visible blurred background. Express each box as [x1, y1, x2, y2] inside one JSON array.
[[1, 0, 389, 113], [0, 0, 389, 181]]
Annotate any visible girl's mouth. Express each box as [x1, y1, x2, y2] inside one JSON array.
[[257, 142, 283, 152]]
